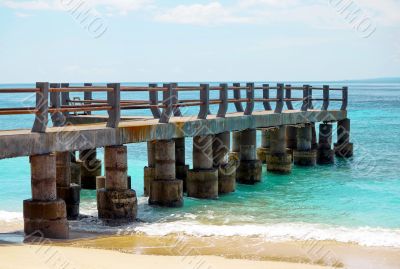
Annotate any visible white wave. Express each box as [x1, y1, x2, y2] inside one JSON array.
[[131, 221, 400, 248], [0, 210, 22, 222]]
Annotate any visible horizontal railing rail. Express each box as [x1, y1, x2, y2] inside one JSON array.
[[0, 82, 348, 132]]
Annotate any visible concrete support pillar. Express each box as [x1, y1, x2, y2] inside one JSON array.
[[187, 135, 219, 199], [257, 130, 270, 164], [97, 145, 137, 223], [213, 132, 236, 194], [293, 124, 317, 166], [286, 126, 297, 157], [144, 141, 156, 196], [175, 137, 189, 192], [311, 124, 318, 150], [334, 118, 354, 158], [23, 153, 69, 239], [56, 152, 81, 220], [70, 152, 81, 186], [267, 126, 292, 173], [317, 124, 335, 164], [149, 140, 183, 207], [79, 149, 102, 190], [228, 131, 241, 168], [237, 129, 262, 184]]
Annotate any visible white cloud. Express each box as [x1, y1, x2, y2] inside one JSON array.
[[154, 2, 251, 26]]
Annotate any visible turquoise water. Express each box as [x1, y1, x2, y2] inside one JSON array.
[[0, 82, 399, 247]]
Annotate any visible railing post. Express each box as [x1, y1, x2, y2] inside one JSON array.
[[244, 83, 254, 115], [172, 83, 182, 117], [262, 84, 272, 111], [160, 83, 172, 123], [322, 85, 330, 111], [217, 83, 228, 118], [198, 83, 210, 119], [50, 83, 64, 127], [32, 82, 49, 133], [341, 86, 348, 111], [275, 83, 284, 113], [308, 85, 314, 109], [149, 83, 161, 119], [233, 83, 244, 112], [84, 83, 93, 115], [61, 83, 70, 118], [106, 83, 120, 128], [285, 84, 294, 110], [301, 84, 309, 112]]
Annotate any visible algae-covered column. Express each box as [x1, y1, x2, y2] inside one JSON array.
[[293, 124, 317, 166], [267, 126, 292, 173], [286, 126, 297, 158], [257, 129, 271, 164], [317, 123, 335, 164], [175, 137, 189, 192], [187, 135, 219, 199], [213, 132, 236, 194], [79, 149, 102, 190], [97, 145, 137, 223], [24, 153, 69, 239], [334, 119, 353, 158], [237, 129, 262, 184], [149, 140, 183, 207], [228, 131, 241, 168], [56, 152, 81, 220], [144, 141, 156, 196]]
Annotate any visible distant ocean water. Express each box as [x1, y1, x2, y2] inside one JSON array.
[[0, 81, 399, 248]]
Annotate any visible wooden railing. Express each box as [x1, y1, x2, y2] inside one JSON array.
[[0, 82, 348, 133]]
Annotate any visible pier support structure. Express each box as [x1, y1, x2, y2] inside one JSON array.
[[70, 152, 81, 186], [286, 126, 297, 158], [79, 149, 102, 190], [267, 126, 292, 173], [213, 132, 236, 194], [56, 152, 81, 220], [334, 118, 353, 158], [311, 124, 318, 150], [237, 129, 262, 184], [144, 141, 156, 196], [317, 124, 335, 164], [228, 131, 241, 168], [149, 140, 183, 207], [175, 137, 189, 192], [257, 130, 270, 164], [187, 135, 219, 199], [97, 145, 137, 223], [293, 124, 317, 166], [23, 153, 69, 239]]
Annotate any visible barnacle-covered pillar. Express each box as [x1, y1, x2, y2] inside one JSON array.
[[293, 124, 317, 166], [257, 129, 270, 164], [267, 126, 292, 173], [237, 129, 262, 184], [213, 132, 236, 194]]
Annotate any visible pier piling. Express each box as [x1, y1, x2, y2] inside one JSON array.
[[144, 141, 156, 196], [317, 124, 335, 164], [213, 132, 236, 194], [175, 137, 189, 192], [97, 145, 137, 223], [257, 130, 271, 164], [24, 153, 69, 239], [56, 151, 81, 220], [237, 129, 262, 184], [187, 135, 219, 199], [334, 118, 353, 158], [293, 124, 317, 166], [267, 126, 292, 173], [79, 149, 102, 190], [149, 140, 183, 207]]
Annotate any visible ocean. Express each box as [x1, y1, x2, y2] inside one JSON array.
[[0, 81, 399, 248]]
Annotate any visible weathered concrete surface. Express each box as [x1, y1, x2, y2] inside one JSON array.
[[317, 124, 335, 165], [0, 110, 347, 160], [334, 118, 354, 158], [267, 127, 292, 174], [237, 129, 262, 184], [293, 124, 317, 167]]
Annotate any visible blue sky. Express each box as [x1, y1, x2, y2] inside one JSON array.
[[0, 0, 399, 83]]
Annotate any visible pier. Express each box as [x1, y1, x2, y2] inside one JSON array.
[[0, 82, 353, 239]]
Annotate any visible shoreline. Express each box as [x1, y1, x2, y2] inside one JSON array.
[[1, 230, 400, 269]]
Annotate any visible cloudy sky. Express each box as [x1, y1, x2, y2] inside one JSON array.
[[0, 0, 399, 83]]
